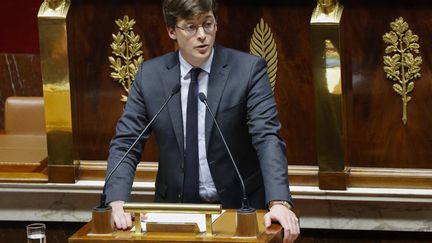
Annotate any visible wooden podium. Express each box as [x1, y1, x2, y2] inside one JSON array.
[[69, 210, 283, 243]]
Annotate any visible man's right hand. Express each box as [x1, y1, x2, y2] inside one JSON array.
[[110, 200, 132, 230]]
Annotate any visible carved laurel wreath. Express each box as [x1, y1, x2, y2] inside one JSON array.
[[109, 15, 144, 102], [249, 18, 278, 91], [383, 17, 422, 125]]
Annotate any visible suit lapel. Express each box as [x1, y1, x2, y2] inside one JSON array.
[[205, 46, 230, 151], [162, 52, 184, 158]]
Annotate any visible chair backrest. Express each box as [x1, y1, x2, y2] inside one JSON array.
[[5, 96, 46, 134]]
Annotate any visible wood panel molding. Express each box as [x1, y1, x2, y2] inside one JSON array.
[[78, 160, 158, 181], [349, 167, 432, 189], [48, 164, 76, 183], [319, 170, 348, 190], [78, 162, 318, 186], [78, 162, 432, 190], [0, 172, 47, 183], [288, 165, 319, 186]]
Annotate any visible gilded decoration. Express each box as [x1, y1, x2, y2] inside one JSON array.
[[39, 0, 69, 17], [310, 0, 345, 175], [383, 17, 422, 125], [311, 0, 343, 24], [109, 16, 144, 102], [38, 0, 75, 179], [249, 18, 278, 91]]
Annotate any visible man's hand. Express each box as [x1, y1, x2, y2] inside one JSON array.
[[110, 200, 132, 230], [264, 204, 299, 243]]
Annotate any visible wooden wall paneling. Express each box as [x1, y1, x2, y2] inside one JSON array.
[[2, 0, 432, 185], [66, 0, 432, 185], [68, 0, 167, 162], [217, 0, 317, 165], [343, 0, 432, 169], [67, 0, 319, 167]]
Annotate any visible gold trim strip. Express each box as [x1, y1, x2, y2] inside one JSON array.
[[78, 161, 318, 185], [349, 167, 432, 189], [123, 202, 221, 214]]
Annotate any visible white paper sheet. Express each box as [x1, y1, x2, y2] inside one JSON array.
[[131, 210, 224, 232]]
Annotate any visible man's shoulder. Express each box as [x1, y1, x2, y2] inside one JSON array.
[[139, 51, 177, 70]]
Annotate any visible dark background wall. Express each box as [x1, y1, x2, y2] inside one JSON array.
[[0, 0, 40, 53], [2, 0, 432, 169], [66, 0, 432, 170], [0, 0, 42, 130]]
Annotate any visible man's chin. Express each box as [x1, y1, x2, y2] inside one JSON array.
[[192, 53, 211, 64], [195, 47, 210, 56]]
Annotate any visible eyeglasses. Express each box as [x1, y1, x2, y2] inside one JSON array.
[[175, 21, 217, 37]]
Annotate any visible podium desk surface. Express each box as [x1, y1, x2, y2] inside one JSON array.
[[69, 209, 283, 243]]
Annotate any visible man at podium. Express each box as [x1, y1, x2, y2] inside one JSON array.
[[105, 0, 299, 242]]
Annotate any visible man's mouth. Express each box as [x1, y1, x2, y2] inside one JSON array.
[[195, 44, 208, 51]]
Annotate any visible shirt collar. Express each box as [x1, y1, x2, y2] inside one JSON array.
[[179, 48, 214, 77]]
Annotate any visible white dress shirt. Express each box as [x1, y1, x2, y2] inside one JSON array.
[[179, 49, 219, 202]]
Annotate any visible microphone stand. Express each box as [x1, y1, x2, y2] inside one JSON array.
[[91, 84, 181, 234], [198, 93, 258, 237]]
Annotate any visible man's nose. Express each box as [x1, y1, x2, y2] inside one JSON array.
[[195, 26, 206, 39]]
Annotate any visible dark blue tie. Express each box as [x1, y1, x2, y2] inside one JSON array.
[[183, 68, 202, 203]]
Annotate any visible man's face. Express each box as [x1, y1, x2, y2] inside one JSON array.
[[167, 11, 217, 67]]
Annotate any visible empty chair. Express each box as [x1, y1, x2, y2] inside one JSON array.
[[4, 96, 46, 135]]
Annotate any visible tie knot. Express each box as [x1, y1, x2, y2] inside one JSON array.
[[190, 68, 202, 83]]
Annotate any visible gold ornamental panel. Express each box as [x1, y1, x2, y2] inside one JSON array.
[[249, 18, 278, 91], [109, 15, 144, 102], [383, 17, 422, 125]]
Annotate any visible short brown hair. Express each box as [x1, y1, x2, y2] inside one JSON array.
[[163, 0, 218, 28]]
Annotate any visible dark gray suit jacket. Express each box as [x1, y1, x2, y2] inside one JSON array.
[[106, 45, 292, 209]]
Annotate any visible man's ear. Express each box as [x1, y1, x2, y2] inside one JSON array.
[[166, 26, 177, 40]]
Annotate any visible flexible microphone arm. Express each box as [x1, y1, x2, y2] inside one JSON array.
[[198, 93, 250, 210], [99, 84, 181, 208]]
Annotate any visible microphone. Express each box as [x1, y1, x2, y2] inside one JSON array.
[[198, 92, 252, 212], [98, 83, 181, 209]]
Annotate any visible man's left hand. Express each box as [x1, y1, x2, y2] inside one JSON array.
[[264, 204, 299, 243]]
